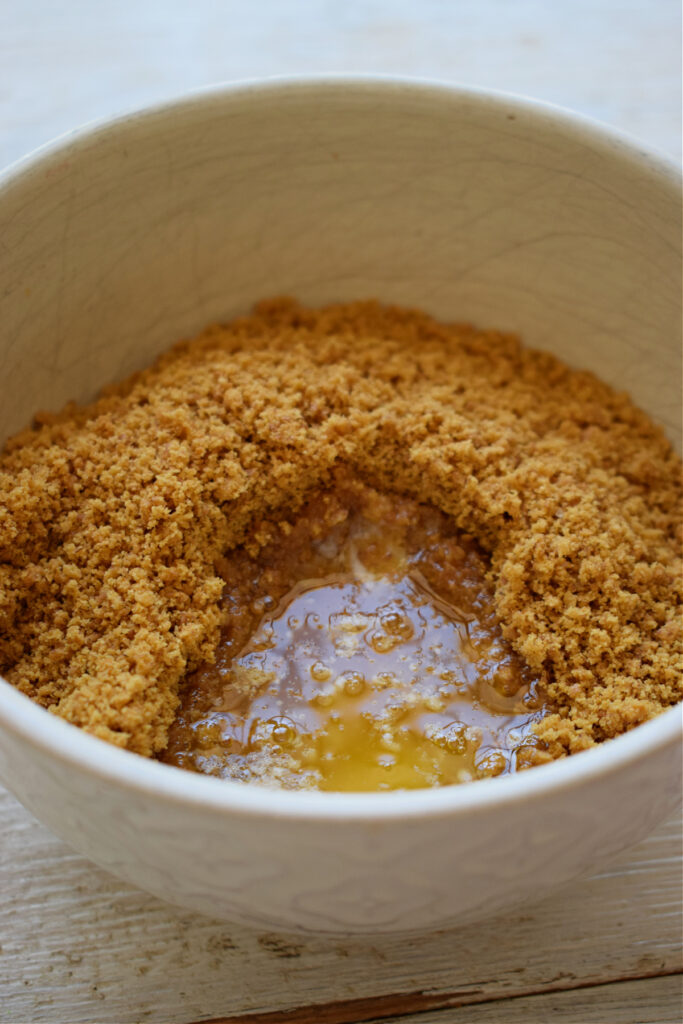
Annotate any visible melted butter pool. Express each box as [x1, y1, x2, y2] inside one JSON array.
[[161, 483, 549, 790], [166, 571, 546, 791]]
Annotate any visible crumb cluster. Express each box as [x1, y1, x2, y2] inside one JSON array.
[[0, 298, 680, 760]]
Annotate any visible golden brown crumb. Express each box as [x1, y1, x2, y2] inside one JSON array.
[[0, 298, 680, 759]]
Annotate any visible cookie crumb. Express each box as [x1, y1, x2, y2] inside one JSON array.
[[0, 298, 680, 762]]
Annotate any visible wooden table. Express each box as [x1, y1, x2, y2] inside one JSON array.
[[1, 3, 681, 1022]]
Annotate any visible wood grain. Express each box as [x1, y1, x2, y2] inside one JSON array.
[[187, 973, 683, 1023], [371, 975, 683, 1024]]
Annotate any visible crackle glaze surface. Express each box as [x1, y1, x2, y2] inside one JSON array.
[[0, 80, 680, 934]]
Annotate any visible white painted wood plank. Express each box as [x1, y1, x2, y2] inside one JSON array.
[[376, 975, 683, 1024], [1, 787, 680, 1024]]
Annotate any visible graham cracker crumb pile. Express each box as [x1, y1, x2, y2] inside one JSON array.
[[0, 299, 680, 760]]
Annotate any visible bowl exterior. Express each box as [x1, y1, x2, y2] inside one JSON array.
[[0, 79, 680, 932], [0, 702, 680, 933]]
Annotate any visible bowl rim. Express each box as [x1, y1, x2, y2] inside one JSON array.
[[0, 74, 680, 824], [1, 72, 681, 188], [1, 677, 680, 822]]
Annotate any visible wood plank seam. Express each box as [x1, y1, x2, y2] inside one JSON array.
[[190, 965, 683, 1024]]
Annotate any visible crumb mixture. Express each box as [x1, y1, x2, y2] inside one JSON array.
[[0, 298, 680, 766], [161, 473, 549, 789]]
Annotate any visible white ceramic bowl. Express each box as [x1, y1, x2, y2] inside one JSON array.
[[0, 78, 680, 935]]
